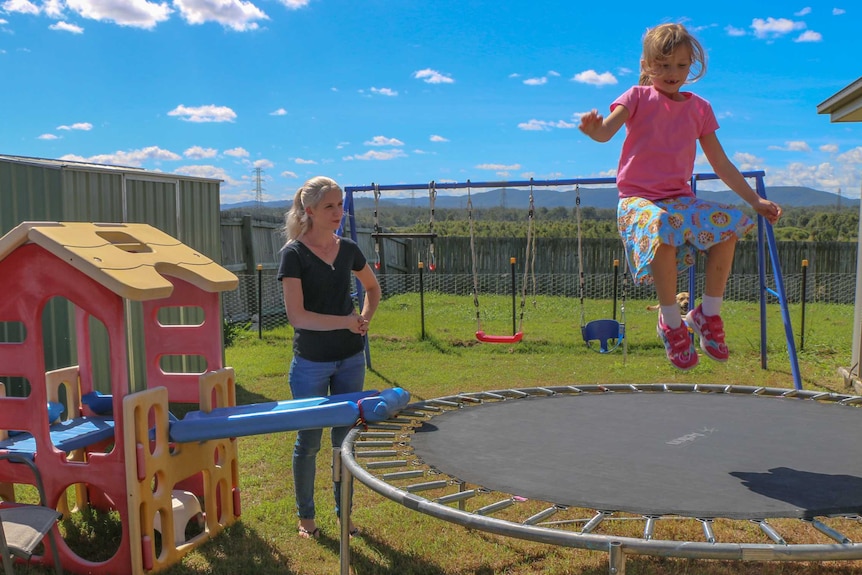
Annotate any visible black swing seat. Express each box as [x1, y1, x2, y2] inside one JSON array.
[[582, 319, 625, 353]]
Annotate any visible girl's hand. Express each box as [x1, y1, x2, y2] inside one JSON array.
[[753, 198, 782, 225], [578, 109, 604, 137], [357, 315, 370, 337], [346, 312, 364, 334]]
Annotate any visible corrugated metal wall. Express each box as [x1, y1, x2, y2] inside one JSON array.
[[0, 157, 223, 395]]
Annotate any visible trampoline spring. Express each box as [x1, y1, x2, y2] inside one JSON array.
[[698, 518, 716, 543], [476, 498, 515, 516], [804, 518, 852, 544], [382, 470, 426, 481], [355, 449, 398, 458], [395, 409, 427, 418], [427, 399, 461, 408], [412, 404, 444, 413], [520, 387, 556, 396], [356, 441, 395, 448], [384, 417, 415, 425], [476, 391, 507, 400], [456, 395, 483, 403], [360, 431, 396, 439], [365, 423, 403, 430], [523, 506, 561, 526], [435, 489, 479, 505], [365, 459, 408, 469], [406, 480, 449, 493], [582, 511, 611, 533], [839, 397, 862, 406], [752, 519, 787, 545]]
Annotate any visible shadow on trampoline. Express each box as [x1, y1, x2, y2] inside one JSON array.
[[731, 467, 862, 518]]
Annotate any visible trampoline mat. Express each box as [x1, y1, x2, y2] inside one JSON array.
[[411, 392, 862, 519]]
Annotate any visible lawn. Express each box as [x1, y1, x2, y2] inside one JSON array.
[[156, 293, 861, 575]]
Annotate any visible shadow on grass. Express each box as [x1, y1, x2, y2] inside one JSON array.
[[316, 531, 449, 575]]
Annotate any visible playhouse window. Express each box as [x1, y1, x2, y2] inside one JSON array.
[[157, 306, 205, 327], [95, 231, 154, 254]]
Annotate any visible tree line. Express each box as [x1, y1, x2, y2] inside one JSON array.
[[224, 205, 859, 242]]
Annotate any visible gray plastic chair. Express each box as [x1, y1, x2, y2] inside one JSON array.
[[0, 453, 63, 575]]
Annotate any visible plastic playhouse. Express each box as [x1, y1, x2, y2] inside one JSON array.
[[0, 221, 410, 574]]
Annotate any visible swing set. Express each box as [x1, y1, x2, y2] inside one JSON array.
[[343, 172, 801, 388]]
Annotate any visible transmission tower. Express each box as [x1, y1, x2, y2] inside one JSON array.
[[253, 167, 265, 212]]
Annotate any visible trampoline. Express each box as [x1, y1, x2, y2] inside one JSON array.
[[338, 384, 862, 574]]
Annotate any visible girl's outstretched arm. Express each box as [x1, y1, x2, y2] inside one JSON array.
[[700, 132, 782, 224], [578, 106, 629, 143]]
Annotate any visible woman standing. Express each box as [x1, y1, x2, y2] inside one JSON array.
[[277, 176, 380, 538]]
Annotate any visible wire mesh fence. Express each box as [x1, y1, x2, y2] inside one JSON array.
[[223, 271, 857, 333]]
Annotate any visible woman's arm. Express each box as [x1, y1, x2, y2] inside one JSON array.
[[282, 277, 363, 333], [700, 132, 782, 224], [355, 264, 380, 326]]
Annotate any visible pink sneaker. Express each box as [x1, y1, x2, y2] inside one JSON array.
[[685, 305, 729, 362], [656, 315, 698, 370]]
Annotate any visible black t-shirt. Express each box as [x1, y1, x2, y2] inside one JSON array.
[[277, 237, 367, 362]]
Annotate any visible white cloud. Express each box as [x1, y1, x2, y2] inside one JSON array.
[[174, 164, 241, 185], [2, 0, 39, 15], [49, 21, 83, 33], [833, 8, 846, 15], [253, 158, 273, 168], [184, 145, 218, 159], [731, 152, 764, 171], [837, 146, 862, 164], [750, 17, 806, 39], [277, 0, 310, 7], [57, 122, 92, 130], [38, 133, 59, 140], [524, 77, 547, 86], [270, 108, 287, 116], [168, 104, 237, 122], [767, 141, 811, 152], [344, 149, 407, 161], [725, 25, 746, 37], [281, 170, 298, 178], [173, 0, 268, 31], [517, 119, 577, 131], [224, 147, 249, 157], [430, 134, 449, 142], [548, 70, 560, 77], [60, 146, 181, 167], [370, 87, 398, 96], [413, 68, 454, 84], [820, 143, 839, 153], [43, 0, 63, 17], [475, 163, 521, 171], [295, 158, 317, 164], [572, 70, 617, 86], [795, 7, 812, 16], [795, 30, 822, 42], [365, 135, 404, 146], [64, 0, 173, 29]]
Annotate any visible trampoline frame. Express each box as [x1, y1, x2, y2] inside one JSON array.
[[338, 384, 862, 575]]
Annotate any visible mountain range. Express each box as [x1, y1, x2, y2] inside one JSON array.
[[222, 186, 857, 212]]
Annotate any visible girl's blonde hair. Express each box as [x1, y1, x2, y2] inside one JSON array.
[[282, 176, 343, 242], [639, 23, 706, 86]]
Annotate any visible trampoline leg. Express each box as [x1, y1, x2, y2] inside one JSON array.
[[608, 540, 626, 575], [338, 448, 352, 575]]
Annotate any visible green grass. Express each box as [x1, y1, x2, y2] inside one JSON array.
[[56, 294, 862, 574]]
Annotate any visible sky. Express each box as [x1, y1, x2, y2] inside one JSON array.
[[1, 0, 861, 205]]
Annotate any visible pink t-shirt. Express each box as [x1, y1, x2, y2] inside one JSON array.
[[611, 85, 719, 200]]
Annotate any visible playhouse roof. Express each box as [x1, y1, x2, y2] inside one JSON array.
[[0, 222, 238, 301]]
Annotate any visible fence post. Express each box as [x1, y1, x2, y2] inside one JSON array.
[[257, 264, 263, 339], [419, 261, 426, 340], [800, 259, 808, 351]]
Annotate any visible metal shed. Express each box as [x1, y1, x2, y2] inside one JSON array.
[[0, 154, 224, 393]]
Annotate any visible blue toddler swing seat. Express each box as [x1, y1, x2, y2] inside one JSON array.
[[575, 184, 627, 356]]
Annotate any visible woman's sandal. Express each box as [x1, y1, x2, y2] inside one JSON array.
[[298, 525, 321, 539]]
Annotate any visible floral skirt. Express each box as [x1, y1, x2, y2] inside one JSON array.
[[617, 195, 755, 285]]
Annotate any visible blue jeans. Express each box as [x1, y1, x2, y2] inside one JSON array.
[[289, 351, 366, 520]]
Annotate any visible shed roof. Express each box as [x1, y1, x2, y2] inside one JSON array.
[[817, 77, 862, 122], [0, 154, 221, 183], [0, 222, 238, 301]]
